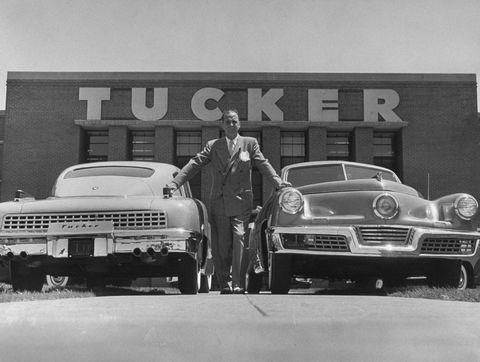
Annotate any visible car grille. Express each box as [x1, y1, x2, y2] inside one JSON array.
[[421, 238, 477, 255], [1, 211, 167, 231], [357, 226, 412, 245], [281, 233, 349, 251], [309, 235, 349, 251]]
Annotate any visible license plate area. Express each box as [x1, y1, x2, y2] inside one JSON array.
[[68, 238, 94, 257]]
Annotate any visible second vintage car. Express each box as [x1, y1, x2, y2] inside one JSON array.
[[247, 161, 480, 293], [0, 161, 212, 294]]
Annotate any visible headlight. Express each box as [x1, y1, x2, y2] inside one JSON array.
[[279, 188, 304, 215], [454, 195, 478, 220], [373, 193, 399, 219]]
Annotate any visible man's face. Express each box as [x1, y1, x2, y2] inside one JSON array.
[[222, 111, 240, 139]]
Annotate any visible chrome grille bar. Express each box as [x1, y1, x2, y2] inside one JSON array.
[[2, 211, 167, 231], [357, 226, 411, 245]]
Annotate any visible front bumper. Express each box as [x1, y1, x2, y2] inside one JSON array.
[[270, 225, 480, 258], [267, 225, 479, 280]]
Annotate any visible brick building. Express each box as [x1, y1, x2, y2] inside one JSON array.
[[2, 72, 479, 205]]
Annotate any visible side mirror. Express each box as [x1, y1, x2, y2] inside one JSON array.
[[14, 190, 35, 201]]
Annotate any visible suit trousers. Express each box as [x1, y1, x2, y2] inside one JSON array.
[[210, 197, 249, 289]]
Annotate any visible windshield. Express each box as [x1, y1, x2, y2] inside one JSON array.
[[64, 166, 155, 179], [286, 164, 398, 187]]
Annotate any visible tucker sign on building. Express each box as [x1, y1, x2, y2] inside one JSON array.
[[79, 87, 403, 123], [2, 72, 479, 206]]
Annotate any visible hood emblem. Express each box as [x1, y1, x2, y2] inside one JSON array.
[[373, 172, 383, 182], [92, 186, 99, 190]]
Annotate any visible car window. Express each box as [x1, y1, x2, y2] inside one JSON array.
[[286, 165, 345, 187], [344, 165, 398, 182], [285, 164, 399, 187], [64, 166, 155, 179]]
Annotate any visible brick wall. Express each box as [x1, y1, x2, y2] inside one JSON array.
[[2, 72, 479, 205]]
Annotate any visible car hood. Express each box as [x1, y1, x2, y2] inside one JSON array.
[[274, 179, 473, 230], [297, 179, 420, 197]]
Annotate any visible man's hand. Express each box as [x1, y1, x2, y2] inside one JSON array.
[[277, 181, 292, 190], [163, 183, 177, 197]]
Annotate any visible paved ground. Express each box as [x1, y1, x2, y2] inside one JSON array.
[[1, 291, 480, 362]]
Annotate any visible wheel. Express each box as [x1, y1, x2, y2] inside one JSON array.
[[198, 274, 211, 293], [11, 263, 44, 292], [178, 258, 199, 294], [268, 253, 291, 294], [46, 275, 69, 289], [427, 260, 461, 288], [246, 271, 263, 294], [458, 264, 468, 290]]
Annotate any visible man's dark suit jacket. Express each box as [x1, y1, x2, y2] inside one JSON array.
[[172, 136, 282, 216]]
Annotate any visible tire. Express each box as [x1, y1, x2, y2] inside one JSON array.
[[11, 263, 44, 292], [46, 275, 69, 289], [198, 274, 211, 293], [427, 260, 461, 288], [458, 264, 468, 290], [269, 253, 291, 294], [178, 258, 199, 295], [246, 271, 263, 294]]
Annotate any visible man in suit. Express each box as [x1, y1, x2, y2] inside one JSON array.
[[168, 109, 289, 294]]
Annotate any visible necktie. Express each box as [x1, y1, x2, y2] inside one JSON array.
[[229, 139, 235, 156]]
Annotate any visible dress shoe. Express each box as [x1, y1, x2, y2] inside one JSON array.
[[220, 287, 232, 294], [233, 287, 245, 294]]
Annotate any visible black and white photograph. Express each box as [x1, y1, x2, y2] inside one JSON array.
[[1, 0, 480, 361]]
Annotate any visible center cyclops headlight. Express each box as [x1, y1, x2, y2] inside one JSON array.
[[454, 194, 478, 220], [373, 193, 399, 220], [279, 188, 304, 215]]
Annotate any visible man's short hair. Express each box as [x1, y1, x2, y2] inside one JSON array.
[[222, 109, 239, 120]]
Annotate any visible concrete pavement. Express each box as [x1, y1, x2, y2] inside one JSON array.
[[1, 293, 480, 361]]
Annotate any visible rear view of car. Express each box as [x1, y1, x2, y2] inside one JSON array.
[[0, 162, 212, 294]]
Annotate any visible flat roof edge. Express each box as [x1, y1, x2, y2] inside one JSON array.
[[6, 71, 476, 83]]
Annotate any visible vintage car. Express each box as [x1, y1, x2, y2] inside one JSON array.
[[247, 161, 480, 293], [0, 161, 212, 294]]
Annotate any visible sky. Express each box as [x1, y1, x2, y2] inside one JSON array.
[[1, 0, 479, 110]]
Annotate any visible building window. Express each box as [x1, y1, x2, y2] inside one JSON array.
[[86, 130, 108, 162], [281, 132, 306, 168], [176, 131, 202, 199], [373, 132, 398, 173], [327, 132, 351, 161], [131, 131, 155, 161], [240, 131, 262, 208]]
